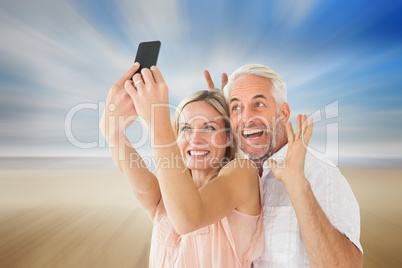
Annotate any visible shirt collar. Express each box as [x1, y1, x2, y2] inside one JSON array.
[[261, 144, 288, 176]]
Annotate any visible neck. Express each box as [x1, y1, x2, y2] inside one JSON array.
[[251, 158, 266, 176], [191, 169, 219, 189], [252, 136, 289, 176]]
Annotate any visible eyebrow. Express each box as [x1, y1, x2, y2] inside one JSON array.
[[229, 97, 240, 104], [179, 121, 219, 126], [230, 94, 267, 104], [203, 121, 219, 125], [253, 94, 267, 100]]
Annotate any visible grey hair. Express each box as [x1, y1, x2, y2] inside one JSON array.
[[223, 64, 287, 106]]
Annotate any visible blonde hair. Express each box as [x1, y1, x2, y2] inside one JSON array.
[[173, 90, 238, 165]]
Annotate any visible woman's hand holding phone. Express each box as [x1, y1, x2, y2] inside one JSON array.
[[101, 40, 162, 141], [125, 66, 170, 132], [100, 63, 140, 141]]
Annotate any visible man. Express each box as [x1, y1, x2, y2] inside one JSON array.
[[204, 64, 363, 267]]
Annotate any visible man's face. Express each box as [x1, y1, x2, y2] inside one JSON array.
[[228, 75, 285, 161]]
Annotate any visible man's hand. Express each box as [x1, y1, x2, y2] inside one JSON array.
[[267, 114, 313, 188], [203, 70, 228, 91], [100, 63, 140, 139], [268, 114, 364, 268]]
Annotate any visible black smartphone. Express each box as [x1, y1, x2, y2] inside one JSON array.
[[134, 41, 161, 74]]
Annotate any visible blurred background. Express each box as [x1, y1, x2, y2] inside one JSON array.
[[1, 0, 401, 267]]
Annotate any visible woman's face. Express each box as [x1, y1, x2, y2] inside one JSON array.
[[177, 101, 229, 172]]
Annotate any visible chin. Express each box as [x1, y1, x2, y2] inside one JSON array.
[[186, 159, 208, 170], [241, 145, 269, 159], [187, 157, 224, 171], [245, 152, 268, 162]]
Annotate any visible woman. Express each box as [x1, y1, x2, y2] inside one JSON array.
[[100, 63, 263, 267]]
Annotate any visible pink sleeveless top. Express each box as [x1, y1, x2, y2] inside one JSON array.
[[149, 188, 264, 267]]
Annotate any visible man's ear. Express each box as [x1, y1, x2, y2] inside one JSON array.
[[279, 102, 290, 126]]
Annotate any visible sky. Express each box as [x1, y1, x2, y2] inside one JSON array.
[[1, 0, 402, 164]]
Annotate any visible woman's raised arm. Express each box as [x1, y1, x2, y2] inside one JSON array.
[[100, 63, 161, 220]]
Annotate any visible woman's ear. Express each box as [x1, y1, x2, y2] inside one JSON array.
[[226, 132, 231, 145], [279, 102, 290, 126]]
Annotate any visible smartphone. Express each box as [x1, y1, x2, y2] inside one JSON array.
[[134, 41, 161, 74]]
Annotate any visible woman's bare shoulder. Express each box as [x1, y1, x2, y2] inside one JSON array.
[[221, 158, 258, 171], [219, 158, 258, 179]]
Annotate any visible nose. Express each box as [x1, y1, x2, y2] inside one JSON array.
[[188, 129, 207, 146], [239, 106, 256, 126], [187, 129, 208, 149]]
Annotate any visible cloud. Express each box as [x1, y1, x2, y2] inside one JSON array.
[[114, 0, 189, 43], [273, 0, 319, 29], [0, 0, 401, 159]]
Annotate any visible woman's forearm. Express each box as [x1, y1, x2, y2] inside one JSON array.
[[101, 113, 159, 196], [110, 131, 157, 193], [150, 115, 204, 233]]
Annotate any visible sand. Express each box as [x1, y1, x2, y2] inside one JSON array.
[[342, 167, 402, 267], [0, 158, 401, 267]]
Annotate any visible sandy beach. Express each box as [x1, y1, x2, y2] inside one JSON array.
[[0, 157, 401, 267]]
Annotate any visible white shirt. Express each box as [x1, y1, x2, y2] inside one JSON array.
[[253, 144, 362, 267]]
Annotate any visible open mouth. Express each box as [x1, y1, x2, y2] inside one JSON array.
[[187, 150, 210, 156], [242, 129, 264, 140]]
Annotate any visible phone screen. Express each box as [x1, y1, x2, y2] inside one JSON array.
[[134, 41, 161, 74]]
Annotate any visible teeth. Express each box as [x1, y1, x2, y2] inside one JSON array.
[[242, 129, 263, 135], [189, 150, 209, 156]]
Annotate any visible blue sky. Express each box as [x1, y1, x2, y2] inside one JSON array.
[[1, 0, 402, 162]]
